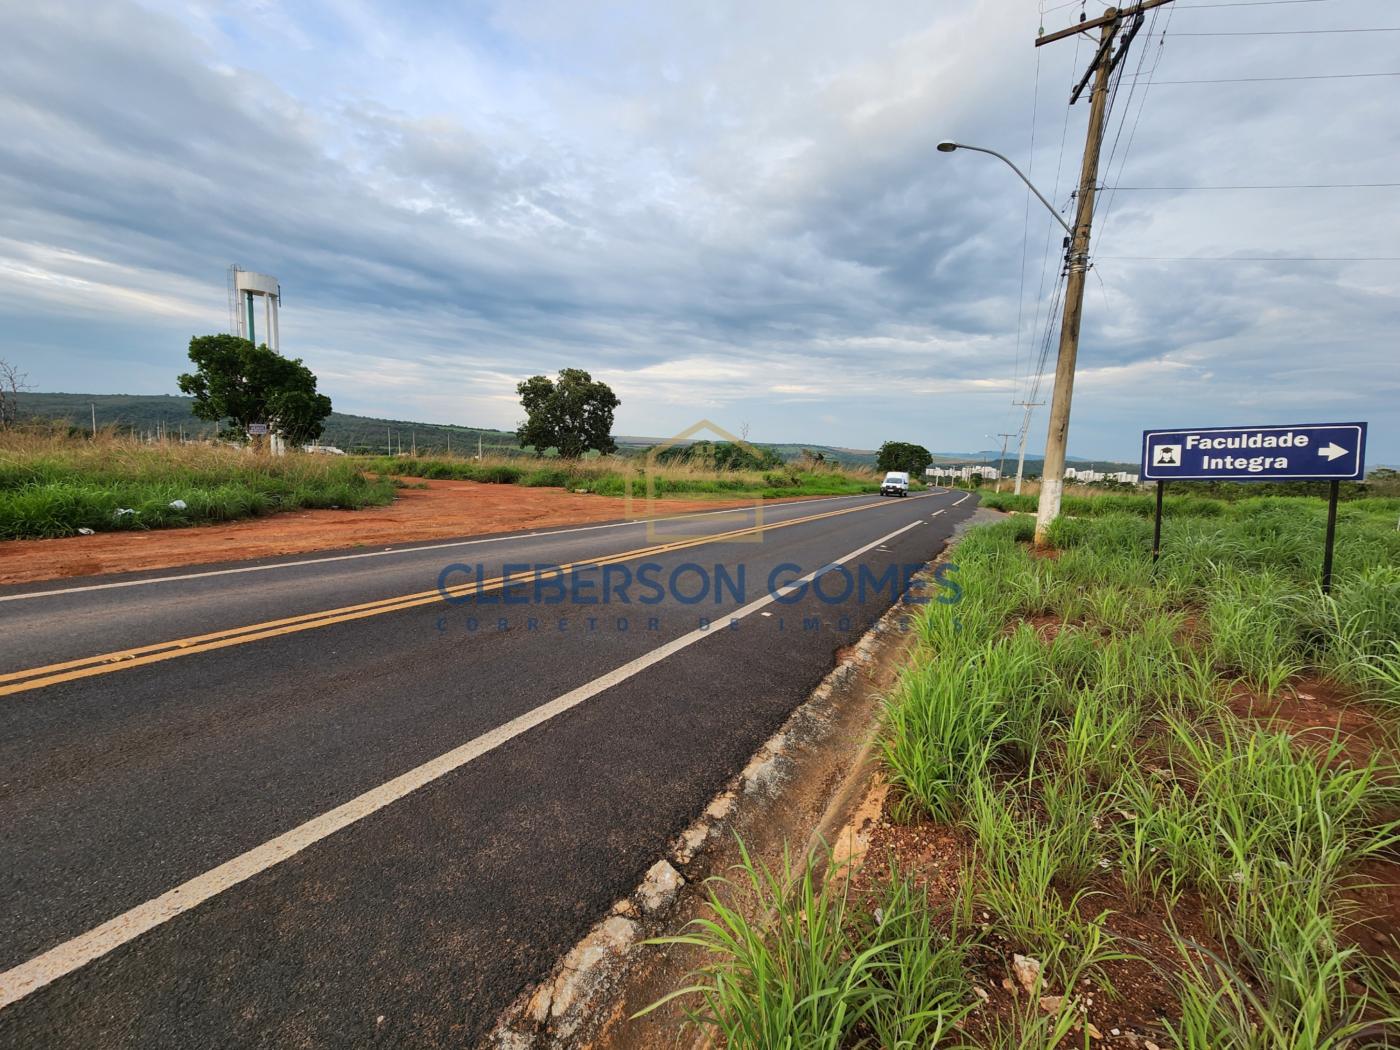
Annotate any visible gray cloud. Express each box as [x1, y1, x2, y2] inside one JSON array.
[[1, 0, 1395, 459]]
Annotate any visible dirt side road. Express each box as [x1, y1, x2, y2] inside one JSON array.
[[0, 480, 774, 586]]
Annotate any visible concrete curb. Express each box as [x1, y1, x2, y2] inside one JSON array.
[[488, 507, 998, 1048]]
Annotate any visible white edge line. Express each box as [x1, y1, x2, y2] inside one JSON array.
[[953, 493, 971, 506], [0, 493, 878, 604], [0, 516, 925, 1009]]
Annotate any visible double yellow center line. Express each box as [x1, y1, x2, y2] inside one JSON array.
[[2, 496, 917, 699]]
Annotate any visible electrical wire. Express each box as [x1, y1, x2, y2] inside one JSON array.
[[1171, 27, 1400, 34], [1011, 42, 1046, 408], [1104, 182, 1400, 189], [1146, 72, 1400, 83], [1099, 255, 1400, 261], [1174, 0, 1331, 6], [1093, 3, 1174, 251], [1024, 32, 1081, 416], [1094, 3, 1160, 227]]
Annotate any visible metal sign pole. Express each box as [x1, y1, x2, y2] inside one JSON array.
[[1322, 479, 1340, 595], [1152, 480, 1165, 564]]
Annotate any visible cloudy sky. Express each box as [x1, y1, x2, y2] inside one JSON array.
[[3, 0, 1396, 460]]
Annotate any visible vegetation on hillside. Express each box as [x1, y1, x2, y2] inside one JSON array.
[[12, 392, 886, 465], [358, 452, 879, 500], [652, 494, 1400, 1046]]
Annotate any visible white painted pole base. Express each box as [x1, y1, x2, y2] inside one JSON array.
[[1035, 475, 1063, 545]]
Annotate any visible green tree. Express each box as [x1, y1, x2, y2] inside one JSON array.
[[516, 368, 620, 458], [177, 335, 332, 444], [876, 440, 933, 476]]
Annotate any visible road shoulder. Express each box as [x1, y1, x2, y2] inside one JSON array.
[[488, 507, 1000, 1048]]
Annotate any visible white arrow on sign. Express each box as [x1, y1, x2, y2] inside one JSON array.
[[1318, 442, 1348, 461]]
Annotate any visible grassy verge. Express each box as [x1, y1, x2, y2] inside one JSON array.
[[650, 496, 1400, 1046], [980, 487, 1400, 525], [355, 453, 880, 500], [0, 433, 396, 539]]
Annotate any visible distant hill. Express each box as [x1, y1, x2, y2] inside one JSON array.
[[931, 450, 1141, 475], [14, 392, 1139, 469], [614, 434, 878, 467], [14, 392, 519, 455], [14, 392, 878, 463]]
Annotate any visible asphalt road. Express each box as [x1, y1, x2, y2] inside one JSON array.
[[0, 488, 978, 1048]]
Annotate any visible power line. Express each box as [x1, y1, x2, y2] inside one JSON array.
[[1174, 0, 1331, 7], [1024, 32, 1081, 413], [1146, 71, 1400, 83], [1106, 182, 1400, 189], [1094, 4, 1173, 248], [1011, 42, 1045, 408], [1100, 254, 1400, 261], [1171, 27, 1400, 34], [1040, 0, 1090, 15]]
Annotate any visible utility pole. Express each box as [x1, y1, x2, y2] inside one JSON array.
[[1011, 399, 1043, 495], [995, 432, 1014, 492], [90, 402, 97, 437], [1032, 0, 1167, 544]]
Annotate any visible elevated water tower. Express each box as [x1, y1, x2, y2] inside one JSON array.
[[227, 266, 281, 351]]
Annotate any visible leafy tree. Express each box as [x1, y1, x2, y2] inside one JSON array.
[[177, 335, 332, 444], [516, 368, 620, 458], [876, 440, 933, 476]]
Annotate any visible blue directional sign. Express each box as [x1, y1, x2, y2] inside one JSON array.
[[1142, 422, 1367, 482]]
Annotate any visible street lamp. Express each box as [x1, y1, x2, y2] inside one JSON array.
[[936, 141, 1070, 234], [940, 138, 1085, 544]]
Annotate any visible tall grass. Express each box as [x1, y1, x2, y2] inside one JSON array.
[[0, 431, 396, 538], [877, 501, 1400, 1044], [647, 493, 1399, 1046], [639, 845, 973, 1048]]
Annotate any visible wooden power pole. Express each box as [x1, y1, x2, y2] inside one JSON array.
[[1033, 0, 1169, 544]]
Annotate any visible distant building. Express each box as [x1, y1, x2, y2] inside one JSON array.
[[927, 465, 1000, 482], [1065, 467, 1138, 484]]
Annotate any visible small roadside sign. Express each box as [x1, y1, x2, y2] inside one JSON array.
[[1142, 420, 1371, 595], [247, 423, 269, 436], [1141, 422, 1366, 482]]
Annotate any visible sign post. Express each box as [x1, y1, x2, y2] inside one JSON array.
[[1151, 480, 1165, 564], [1141, 422, 1368, 593], [1322, 480, 1341, 594]]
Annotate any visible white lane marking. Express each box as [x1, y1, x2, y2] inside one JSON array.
[[0, 517, 925, 1009], [0, 493, 878, 604], [953, 493, 971, 506], [929, 510, 945, 518]]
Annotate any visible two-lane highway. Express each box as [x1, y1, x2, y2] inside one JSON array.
[[0, 488, 977, 1047]]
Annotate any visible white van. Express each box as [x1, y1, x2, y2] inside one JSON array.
[[880, 471, 910, 497]]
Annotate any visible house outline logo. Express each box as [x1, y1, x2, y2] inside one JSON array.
[[625, 419, 766, 544]]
